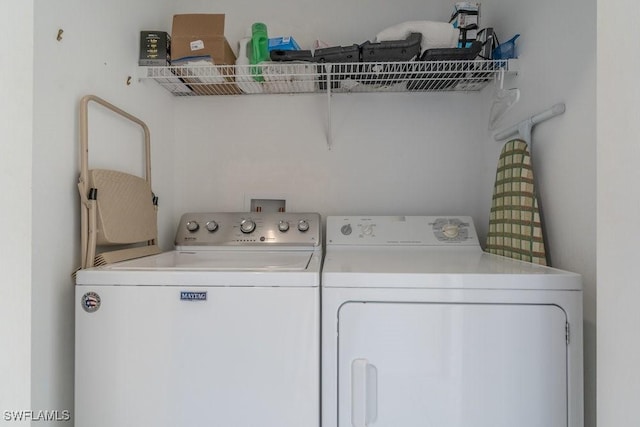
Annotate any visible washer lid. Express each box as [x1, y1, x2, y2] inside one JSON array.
[[107, 250, 315, 271], [76, 250, 321, 287], [322, 247, 581, 290]]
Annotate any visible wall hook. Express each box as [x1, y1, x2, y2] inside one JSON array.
[[126, 76, 132, 86], [57, 29, 64, 41], [494, 103, 566, 145]]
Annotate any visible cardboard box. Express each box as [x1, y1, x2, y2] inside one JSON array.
[[139, 31, 171, 66], [171, 14, 239, 94], [171, 14, 236, 64]]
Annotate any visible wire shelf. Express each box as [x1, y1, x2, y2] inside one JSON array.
[[138, 59, 519, 96]]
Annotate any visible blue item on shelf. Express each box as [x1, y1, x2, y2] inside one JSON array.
[[268, 36, 301, 51], [493, 34, 520, 60]]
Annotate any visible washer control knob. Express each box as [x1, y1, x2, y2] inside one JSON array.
[[362, 224, 374, 235], [341, 224, 352, 235], [240, 219, 256, 234], [186, 221, 199, 232], [278, 220, 290, 232], [297, 220, 310, 232], [442, 223, 460, 239], [205, 221, 219, 232]]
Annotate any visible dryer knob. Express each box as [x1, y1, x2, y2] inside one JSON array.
[[240, 219, 256, 234], [362, 224, 374, 235], [442, 223, 460, 239], [278, 220, 290, 232], [297, 220, 310, 232], [341, 224, 352, 235], [205, 221, 219, 232], [186, 221, 200, 232]]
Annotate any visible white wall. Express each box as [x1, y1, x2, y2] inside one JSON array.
[[31, 0, 175, 422], [597, 0, 640, 425], [0, 2, 34, 425], [173, 93, 487, 218]]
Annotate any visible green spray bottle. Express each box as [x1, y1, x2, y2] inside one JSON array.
[[249, 23, 269, 82]]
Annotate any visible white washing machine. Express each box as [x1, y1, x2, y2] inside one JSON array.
[[322, 216, 583, 427], [75, 212, 321, 427]]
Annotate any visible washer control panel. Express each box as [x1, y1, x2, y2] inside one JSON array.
[[175, 212, 321, 247], [327, 216, 479, 246]]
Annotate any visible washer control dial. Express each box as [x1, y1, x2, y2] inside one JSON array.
[[240, 219, 256, 234], [205, 221, 219, 232], [341, 224, 352, 235], [186, 221, 199, 232], [278, 220, 290, 232], [297, 220, 310, 232]]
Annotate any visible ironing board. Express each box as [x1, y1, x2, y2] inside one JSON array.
[[485, 139, 547, 265], [77, 95, 161, 269]]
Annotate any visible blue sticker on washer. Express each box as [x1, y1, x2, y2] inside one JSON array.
[[81, 292, 101, 313], [180, 291, 207, 301]]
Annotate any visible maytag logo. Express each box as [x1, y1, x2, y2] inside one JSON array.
[[180, 291, 207, 301]]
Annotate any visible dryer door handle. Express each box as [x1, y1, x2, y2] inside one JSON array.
[[351, 358, 378, 427]]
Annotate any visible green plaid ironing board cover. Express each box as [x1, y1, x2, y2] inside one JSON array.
[[486, 139, 547, 265]]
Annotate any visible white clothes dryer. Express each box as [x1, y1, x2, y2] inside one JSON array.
[[75, 212, 321, 427], [322, 216, 583, 427]]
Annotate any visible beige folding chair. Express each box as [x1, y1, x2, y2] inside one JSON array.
[[77, 95, 161, 269]]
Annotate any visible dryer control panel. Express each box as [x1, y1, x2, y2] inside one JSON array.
[[327, 216, 479, 246], [175, 212, 321, 248]]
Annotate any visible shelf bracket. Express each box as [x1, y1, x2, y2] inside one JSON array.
[[497, 68, 505, 91], [325, 64, 333, 149]]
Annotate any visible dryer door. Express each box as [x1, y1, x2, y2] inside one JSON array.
[[338, 302, 568, 427]]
